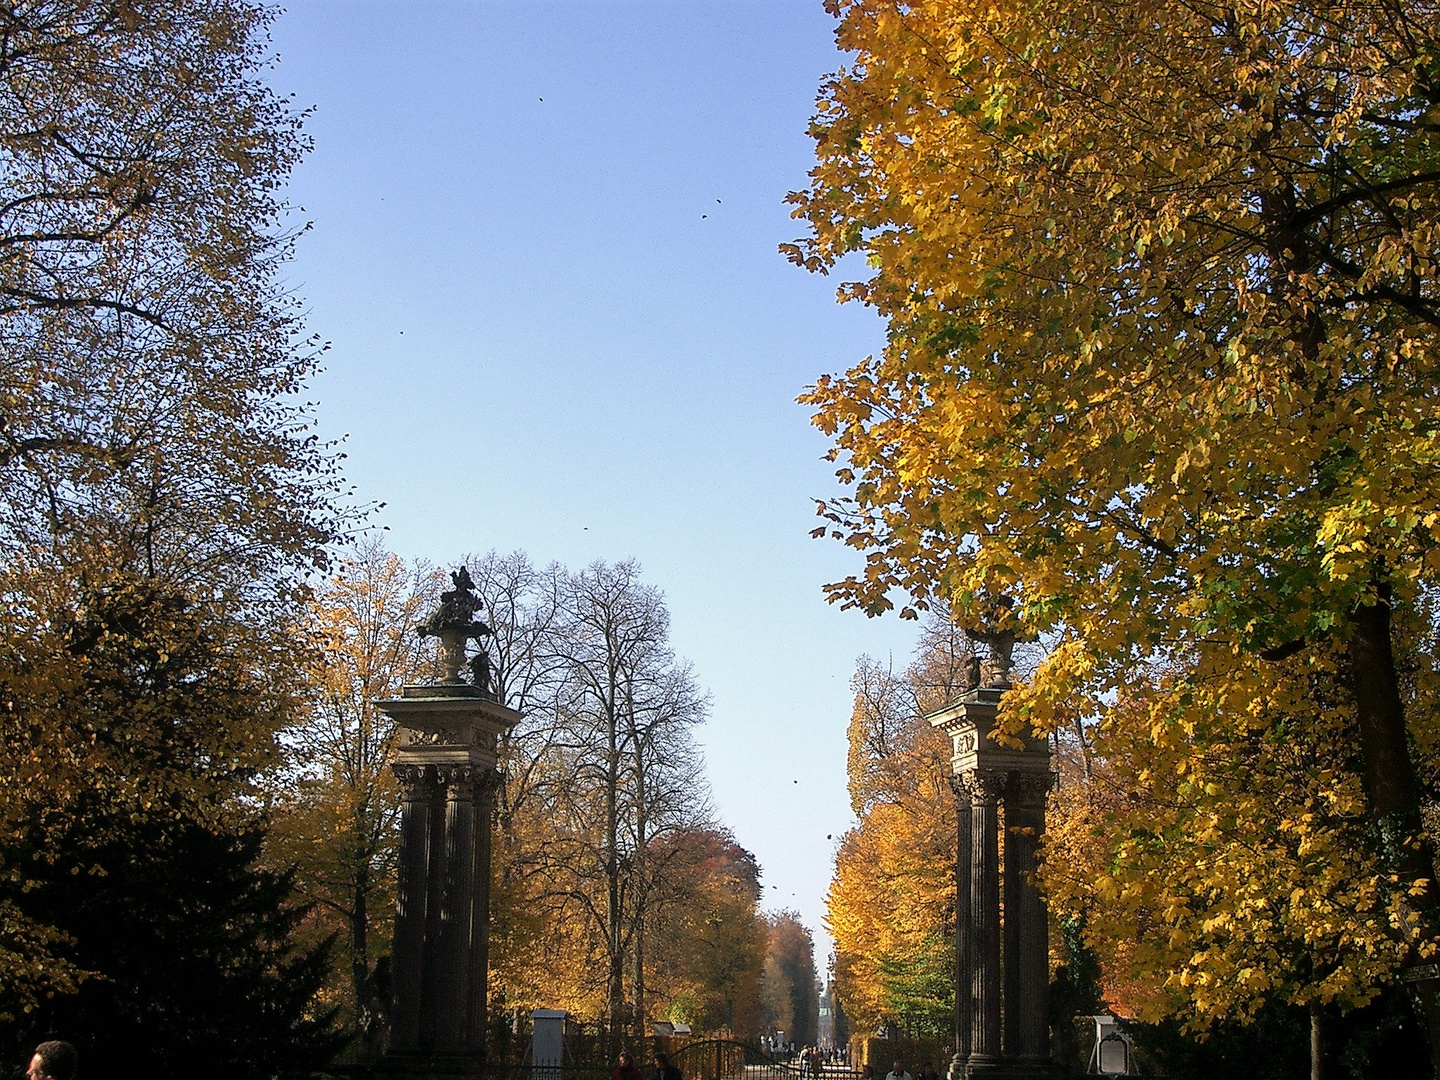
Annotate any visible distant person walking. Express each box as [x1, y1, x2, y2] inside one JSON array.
[[653, 1052, 682, 1080], [612, 1051, 644, 1080], [885, 1060, 912, 1080], [28, 1042, 77, 1080]]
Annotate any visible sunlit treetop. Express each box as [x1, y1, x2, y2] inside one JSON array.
[[0, 0, 351, 595], [788, 0, 1440, 716]]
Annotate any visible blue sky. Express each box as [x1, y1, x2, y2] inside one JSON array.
[[269, 0, 922, 965]]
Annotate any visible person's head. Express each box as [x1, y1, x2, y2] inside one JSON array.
[[654, 1054, 670, 1069], [893, 1062, 905, 1074], [28, 1043, 77, 1080], [861, 1067, 873, 1078], [618, 1052, 634, 1069]]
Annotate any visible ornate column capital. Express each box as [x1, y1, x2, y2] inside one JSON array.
[[968, 768, 1008, 806], [393, 762, 434, 799], [432, 764, 504, 806], [474, 767, 504, 807], [435, 763, 474, 787], [1008, 770, 1055, 810], [949, 772, 974, 802]]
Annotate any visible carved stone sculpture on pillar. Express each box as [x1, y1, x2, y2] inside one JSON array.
[[376, 569, 521, 1080], [930, 626, 1058, 1080]]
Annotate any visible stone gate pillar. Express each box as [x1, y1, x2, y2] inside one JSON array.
[[930, 680, 1056, 1080], [376, 569, 521, 1079], [469, 770, 501, 1052]]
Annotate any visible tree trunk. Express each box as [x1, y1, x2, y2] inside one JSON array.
[[1309, 1002, 1323, 1080], [351, 865, 370, 1010], [630, 689, 648, 1042], [633, 911, 646, 1040], [1347, 591, 1423, 819], [606, 750, 625, 1049], [1346, 587, 1440, 1078], [352, 861, 375, 1049]]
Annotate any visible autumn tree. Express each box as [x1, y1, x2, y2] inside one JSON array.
[[274, 548, 756, 1046], [789, 0, 1440, 1058], [1048, 659, 1403, 1008], [448, 555, 725, 1042], [1040, 603, 1440, 1072], [828, 611, 971, 1039], [648, 827, 768, 1036], [0, 0, 346, 1055], [0, 572, 339, 1076], [0, 0, 341, 587], [526, 560, 710, 1041], [0, 0, 352, 1067], [762, 913, 820, 1047]]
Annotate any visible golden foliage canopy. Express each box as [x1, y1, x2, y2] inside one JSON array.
[[1044, 647, 1420, 1025], [789, 0, 1440, 709], [792, 0, 1440, 1026], [0, 0, 345, 588]]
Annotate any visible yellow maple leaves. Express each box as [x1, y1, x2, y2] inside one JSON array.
[[1043, 652, 1415, 1023], [795, 0, 1440, 648], [794, 0, 1440, 1032]]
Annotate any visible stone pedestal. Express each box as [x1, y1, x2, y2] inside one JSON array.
[[377, 682, 521, 1079], [930, 687, 1058, 1080]]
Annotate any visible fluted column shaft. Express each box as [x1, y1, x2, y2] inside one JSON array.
[[419, 778, 450, 1047], [951, 775, 973, 1076], [969, 771, 1004, 1064], [391, 764, 435, 1052], [467, 771, 501, 1055], [1006, 776, 1051, 1062], [435, 766, 477, 1052]]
